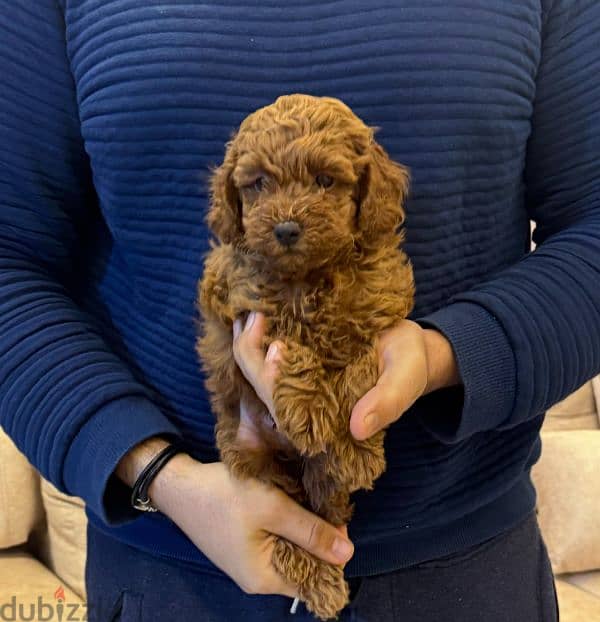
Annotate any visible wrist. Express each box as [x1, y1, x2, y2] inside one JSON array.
[[115, 436, 199, 516], [115, 436, 172, 487], [423, 328, 461, 394], [148, 451, 198, 515]]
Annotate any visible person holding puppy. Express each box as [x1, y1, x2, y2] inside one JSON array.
[[1, 1, 599, 621]]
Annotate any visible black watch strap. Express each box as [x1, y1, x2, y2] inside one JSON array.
[[130, 442, 184, 512]]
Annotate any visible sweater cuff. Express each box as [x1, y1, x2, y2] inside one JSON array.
[[415, 302, 516, 443], [63, 396, 181, 525]]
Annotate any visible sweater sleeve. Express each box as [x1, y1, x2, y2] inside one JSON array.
[[416, 0, 600, 443], [0, 1, 181, 523]]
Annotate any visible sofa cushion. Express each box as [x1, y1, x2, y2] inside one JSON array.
[[533, 430, 600, 574], [561, 570, 600, 599], [555, 578, 600, 622], [36, 479, 87, 601], [0, 548, 84, 622], [0, 428, 44, 549]]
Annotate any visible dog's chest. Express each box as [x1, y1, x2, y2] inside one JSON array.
[[225, 246, 412, 366], [264, 281, 371, 366]]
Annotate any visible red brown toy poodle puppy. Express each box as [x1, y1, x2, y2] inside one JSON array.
[[197, 93, 414, 620]]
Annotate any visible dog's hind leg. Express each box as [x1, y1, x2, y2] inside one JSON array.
[[301, 453, 354, 526], [272, 537, 349, 621]]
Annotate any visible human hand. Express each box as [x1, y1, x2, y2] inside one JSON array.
[[350, 320, 460, 440], [149, 456, 353, 597], [232, 311, 280, 413], [231, 311, 286, 449]]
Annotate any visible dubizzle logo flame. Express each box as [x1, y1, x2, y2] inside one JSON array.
[[54, 585, 66, 601]]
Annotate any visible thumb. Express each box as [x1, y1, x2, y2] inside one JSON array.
[[350, 372, 401, 441], [268, 493, 354, 566], [350, 370, 409, 441]]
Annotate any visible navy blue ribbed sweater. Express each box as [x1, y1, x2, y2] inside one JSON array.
[[1, 0, 599, 577]]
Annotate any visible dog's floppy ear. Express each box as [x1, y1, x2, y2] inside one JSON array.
[[207, 138, 243, 245], [356, 139, 410, 246]]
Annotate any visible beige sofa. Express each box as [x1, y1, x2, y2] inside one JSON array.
[[533, 377, 600, 621], [1, 379, 599, 620], [0, 431, 86, 621]]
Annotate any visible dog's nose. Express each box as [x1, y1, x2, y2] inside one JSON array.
[[274, 221, 302, 247]]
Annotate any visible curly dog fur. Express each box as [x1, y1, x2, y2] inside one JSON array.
[[197, 94, 414, 620]]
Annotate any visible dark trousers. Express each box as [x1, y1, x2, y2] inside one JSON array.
[[86, 512, 558, 622]]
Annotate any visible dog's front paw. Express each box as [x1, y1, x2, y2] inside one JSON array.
[[273, 343, 338, 456], [273, 388, 338, 456]]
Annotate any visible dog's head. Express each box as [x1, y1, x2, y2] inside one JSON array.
[[208, 94, 409, 278]]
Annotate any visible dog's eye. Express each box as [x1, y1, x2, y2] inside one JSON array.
[[242, 177, 265, 193], [250, 177, 264, 192], [315, 174, 334, 189]]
